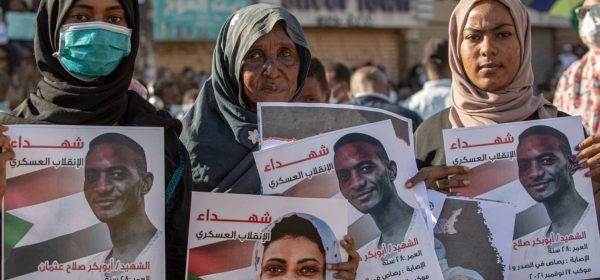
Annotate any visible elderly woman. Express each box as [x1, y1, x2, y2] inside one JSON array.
[[0, 0, 192, 279], [406, 0, 600, 236], [180, 4, 358, 279]]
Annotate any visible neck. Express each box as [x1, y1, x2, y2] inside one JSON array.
[[370, 196, 414, 246], [106, 210, 157, 263], [544, 185, 588, 236]]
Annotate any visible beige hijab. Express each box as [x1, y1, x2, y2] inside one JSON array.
[[448, 0, 557, 128]]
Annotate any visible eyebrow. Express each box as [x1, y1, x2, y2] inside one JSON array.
[[266, 258, 287, 264], [72, 3, 124, 11], [464, 23, 514, 32], [297, 258, 321, 264]]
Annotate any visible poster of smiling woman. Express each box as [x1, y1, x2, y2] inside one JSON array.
[[3, 125, 165, 280], [186, 192, 347, 280], [443, 116, 600, 279]]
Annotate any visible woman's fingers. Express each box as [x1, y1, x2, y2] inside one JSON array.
[[0, 131, 12, 150], [327, 261, 355, 271], [407, 166, 470, 191], [0, 150, 15, 163], [435, 178, 470, 190], [575, 134, 600, 154], [328, 235, 358, 279], [332, 270, 355, 280]]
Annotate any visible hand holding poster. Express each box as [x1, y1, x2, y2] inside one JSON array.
[[254, 120, 444, 280], [186, 192, 348, 279], [4, 125, 165, 280], [443, 117, 600, 279]]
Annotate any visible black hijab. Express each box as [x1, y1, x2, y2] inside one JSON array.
[[180, 4, 311, 193], [0, 0, 156, 126]]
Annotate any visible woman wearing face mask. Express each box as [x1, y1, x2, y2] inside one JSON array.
[[405, 0, 600, 233], [0, 0, 193, 279], [554, 0, 600, 136]]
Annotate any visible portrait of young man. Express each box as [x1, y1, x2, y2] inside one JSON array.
[[79, 133, 164, 279], [333, 133, 481, 280], [515, 125, 592, 242]]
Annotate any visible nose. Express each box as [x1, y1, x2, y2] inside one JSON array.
[[527, 162, 545, 181], [262, 56, 282, 79], [480, 36, 498, 57], [346, 171, 365, 191], [93, 174, 114, 194]]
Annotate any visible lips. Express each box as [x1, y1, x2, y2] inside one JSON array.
[[353, 188, 375, 201], [528, 181, 550, 191], [260, 85, 286, 94], [94, 197, 120, 207], [478, 62, 502, 75]]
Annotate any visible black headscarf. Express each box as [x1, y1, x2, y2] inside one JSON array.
[[0, 0, 142, 125], [180, 3, 311, 193], [0, 2, 191, 278]]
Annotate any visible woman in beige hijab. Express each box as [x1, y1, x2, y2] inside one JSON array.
[[406, 0, 600, 214]]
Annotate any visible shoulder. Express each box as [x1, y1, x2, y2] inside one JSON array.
[[414, 108, 451, 168], [415, 108, 451, 139]]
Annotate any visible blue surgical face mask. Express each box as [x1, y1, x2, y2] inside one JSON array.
[[53, 21, 132, 81]]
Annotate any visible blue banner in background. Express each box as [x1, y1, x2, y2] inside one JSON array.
[[152, 0, 250, 42]]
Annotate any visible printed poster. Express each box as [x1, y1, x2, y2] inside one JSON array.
[[254, 120, 444, 280], [257, 102, 436, 240], [434, 197, 515, 280], [4, 125, 165, 280], [186, 192, 348, 279], [443, 117, 600, 279]]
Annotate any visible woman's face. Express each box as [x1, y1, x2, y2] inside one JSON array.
[[459, 0, 521, 92], [260, 236, 325, 280], [63, 0, 128, 27], [241, 22, 300, 111]]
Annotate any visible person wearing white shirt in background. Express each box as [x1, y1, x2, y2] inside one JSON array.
[[403, 38, 452, 120]]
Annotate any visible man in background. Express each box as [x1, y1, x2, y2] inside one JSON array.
[[326, 62, 351, 104], [348, 66, 422, 130], [403, 38, 452, 120]]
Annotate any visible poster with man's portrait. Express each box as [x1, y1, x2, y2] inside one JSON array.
[[185, 192, 347, 279], [254, 120, 444, 280], [443, 117, 600, 279], [258, 102, 436, 243], [3, 125, 165, 280]]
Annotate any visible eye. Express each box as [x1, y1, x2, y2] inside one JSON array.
[[85, 172, 99, 182], [539, 157, 557, 165], [246, 51, 262, 60], [264, 265, 284, 275], [71, 13, 90, 21], [337, 171, 350, 182], [464, 34, 480, 41], [498, 32, 511, 38], [279, 49, 292, 57], [518, 160, 531, 171], [359, 164, 375, 174], [299, 266, 320, 275], [109, 171, 128, 180], [107, 16, 123, 23]]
